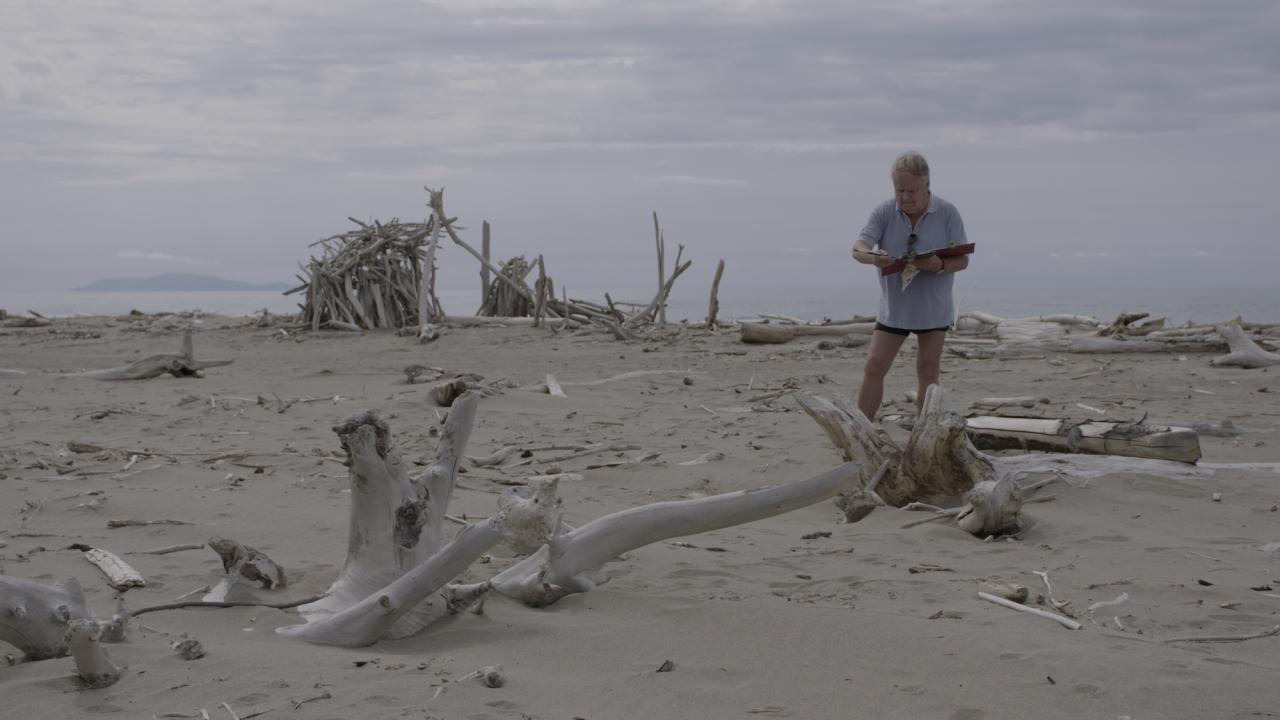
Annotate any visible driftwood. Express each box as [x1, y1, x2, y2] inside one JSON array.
[[1211, 323, 1280, 368], [740, 321, 876, 344], [202, 537, 287, 602], [489, 461, 861, 607], [72, 330, 232, 380], [706, 259, 726, 330], [66, 619, 122, 687], [276, 394, 862, 645], [0, 575, 94, 659], [277, 395, 481, 645], [292, 212, 437, 331], [799, 385, 1214, 537], [965, 416, 1202, 463], [1098, 311, 1166, 337], [70, 544, 146, 590]]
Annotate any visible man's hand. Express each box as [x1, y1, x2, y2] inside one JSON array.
[[909, 254, 945, 272], [853, 248, 894, 268]]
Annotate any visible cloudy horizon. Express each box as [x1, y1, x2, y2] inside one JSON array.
[[3, 0, 1278, 304]]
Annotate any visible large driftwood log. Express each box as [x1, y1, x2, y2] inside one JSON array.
[[489, 461, 862, 607], [740, 321, 876, 344], [1211, 323, 1280, 368], [72, 330, 232, 380], [965, 416, 1202, 464], [798, 386, 1213, 536], [0, 576, 94, 659], [279, 398, 863, 644]]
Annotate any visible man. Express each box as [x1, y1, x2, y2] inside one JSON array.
[[851, 152, 970, 420]]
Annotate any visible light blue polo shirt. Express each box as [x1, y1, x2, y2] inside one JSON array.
[[858, 193, 969, 330]]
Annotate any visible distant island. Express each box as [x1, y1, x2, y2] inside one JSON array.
[[72, 273, 291, 293]]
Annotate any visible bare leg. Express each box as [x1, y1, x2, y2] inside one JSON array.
[[857, 330, 908, 421], [914, 330, 947, 414]]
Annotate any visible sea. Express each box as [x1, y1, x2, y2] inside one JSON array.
[[2, 286, 1277, 326]]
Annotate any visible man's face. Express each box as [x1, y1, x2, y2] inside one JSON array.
[[892, 171, 929, 215]]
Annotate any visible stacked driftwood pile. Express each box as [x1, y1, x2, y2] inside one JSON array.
[[287, 188, 714, 340], [288, 215, 442, 332]]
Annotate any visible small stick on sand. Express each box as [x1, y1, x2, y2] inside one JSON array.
[[134, 543, 205, 555], [978, 591, 1082, 630], [108, 518, 194, 528], [132, 594, 327, 617], [1162, 625, 1280, 643]]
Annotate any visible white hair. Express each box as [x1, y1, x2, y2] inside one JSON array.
[[891, 152, 930, 180]]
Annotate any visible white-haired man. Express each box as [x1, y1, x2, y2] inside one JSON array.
[[851, 152, 971, 420]]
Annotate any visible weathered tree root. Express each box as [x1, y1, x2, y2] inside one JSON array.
[[799, 385, 1211, 537], [1211, 322, 1280, 368], [0, 575, 95, 660], [282, 393, 479, 644]]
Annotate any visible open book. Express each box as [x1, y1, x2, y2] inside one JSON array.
[[879, 243, 976, 276]]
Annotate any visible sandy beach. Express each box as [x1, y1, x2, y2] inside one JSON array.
[[2, 314, 1279, 720]]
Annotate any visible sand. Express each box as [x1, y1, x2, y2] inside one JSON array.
[[2, 314, 1279, 719]]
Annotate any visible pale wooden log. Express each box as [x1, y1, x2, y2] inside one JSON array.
[[467, 445, 520, 467], [72, 544, 146, 590], [481, 220, 491, 304], [276, 519, 502, 647], [965, 416, 1202, 464], [65, 619, 122, 687], [978, 591, 1081, 630], [534, 255, 547, 328], [490, 461, 862, 606], [3, 316, 50, 327], [545, 374, 566, 397], [321, 319, 363, 332], [0, 368, 26, 377], [950, 334, 1226, 358], [0, 575, 93, 659], [1211, 323, 1280, 368], [654, 211, 666, 325], [740, 321, 876, 344], [960, 310, 1005, 325], [420, 189, 446, 336], [72, 330, 232, 380], [519, 369, 697, 392], [443, 315, 539, 327], [706, 259, 726, 330], [1035, 314, 1099, 327], [971, 396, 1043, 410]]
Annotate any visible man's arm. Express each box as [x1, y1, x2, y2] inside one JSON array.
[[852, 204, 894, 268], [853, 239, 895, 268]]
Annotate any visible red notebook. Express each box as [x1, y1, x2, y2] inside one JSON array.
[[879, 243, 976, 276]]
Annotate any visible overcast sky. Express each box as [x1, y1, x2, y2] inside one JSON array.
[[2, 0, 1278, 305]]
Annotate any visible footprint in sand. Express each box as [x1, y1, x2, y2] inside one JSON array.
[[1073, 683, 1106, 699]]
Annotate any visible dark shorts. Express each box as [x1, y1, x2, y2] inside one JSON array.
[[875, 322, 950, 337]]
